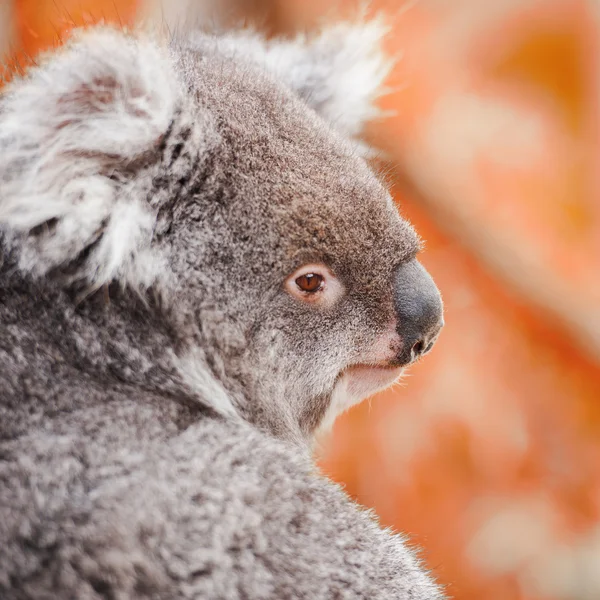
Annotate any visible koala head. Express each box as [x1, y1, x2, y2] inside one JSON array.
[[0, 21, 443, 443]]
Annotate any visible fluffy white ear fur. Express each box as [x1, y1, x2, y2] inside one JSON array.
[[204, 19, 393, 139], [0, 28, 177, 291]]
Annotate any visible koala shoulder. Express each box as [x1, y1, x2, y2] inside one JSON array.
[[1, 414, 442, 599], [0, 410, 441, 600]]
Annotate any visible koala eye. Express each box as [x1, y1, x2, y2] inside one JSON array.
[[285, 264, 343, 306], [295, 273, 324, 293]]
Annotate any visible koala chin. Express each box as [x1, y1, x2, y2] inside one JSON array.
[[0, 13, 444, 600]]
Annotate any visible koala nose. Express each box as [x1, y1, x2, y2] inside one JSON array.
[[394, 259, 444, 366]]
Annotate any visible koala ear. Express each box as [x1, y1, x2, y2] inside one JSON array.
[[0, 28, 178, 291], [238, 19, 393, 139]]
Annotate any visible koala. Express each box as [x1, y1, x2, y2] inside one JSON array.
[[0, 13, 445, 600]]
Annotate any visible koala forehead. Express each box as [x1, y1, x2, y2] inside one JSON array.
[[167, 42, 419, 291]]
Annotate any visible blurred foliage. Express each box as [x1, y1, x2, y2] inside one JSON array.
[[0, 0, 137, 81], [2, 1, 600, 599]]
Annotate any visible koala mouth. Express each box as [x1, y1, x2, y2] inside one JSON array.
[[343, 364, 404, 398], [319, 364, 404, 431]]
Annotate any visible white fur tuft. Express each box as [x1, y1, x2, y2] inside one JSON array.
[[173, 348, 240, 419], [0, 28, 178, 291], [278, 19, 393, 138]]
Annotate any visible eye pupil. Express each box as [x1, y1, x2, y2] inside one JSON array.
[[296, 273, 323, 293]]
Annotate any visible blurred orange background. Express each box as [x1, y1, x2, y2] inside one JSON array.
[[2, 1, 599, 599]]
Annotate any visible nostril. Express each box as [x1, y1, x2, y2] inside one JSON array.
[[411, 339, 425, 356]]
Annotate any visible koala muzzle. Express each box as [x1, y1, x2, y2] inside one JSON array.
[[394, 259, 444, 366]]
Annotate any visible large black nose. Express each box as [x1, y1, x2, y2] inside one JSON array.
[[394, 259, 444, 366]]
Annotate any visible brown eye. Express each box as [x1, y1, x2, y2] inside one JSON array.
[[295, 273, 324, 293], [285, 264, 342, 305]]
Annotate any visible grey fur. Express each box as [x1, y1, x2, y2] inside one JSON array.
[[0, 19, 444, 600]]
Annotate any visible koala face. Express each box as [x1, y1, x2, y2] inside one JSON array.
[[0, 24, 443, 442]]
